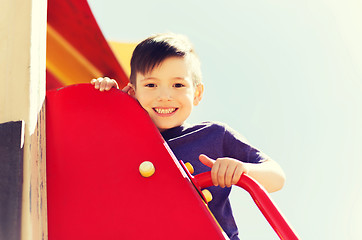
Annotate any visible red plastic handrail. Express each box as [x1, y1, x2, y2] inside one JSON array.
[[194, 172, 300, 240]]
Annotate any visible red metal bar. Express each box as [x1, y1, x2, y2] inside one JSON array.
[[194, 172, 299, 240]]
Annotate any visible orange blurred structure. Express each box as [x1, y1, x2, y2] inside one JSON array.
[[46, 0, 134, 90]]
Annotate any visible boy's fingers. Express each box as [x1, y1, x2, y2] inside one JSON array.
[[211, 160, 220, 186], [113, 80, 120, 89], [216, 161, 228, 188], [199, 157, 246, 188], [105, 82, 113, 91], [96, 77, 105, 89], [199, 154, 219, 186], [93, 78, 103, 89], [232, 166, 244, 185], [225, 165, 236, 187], [199, 154, 215, 168], [100, 79, 108, 91]]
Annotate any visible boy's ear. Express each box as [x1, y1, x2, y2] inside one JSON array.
[[127, 83, 136, 96], [193, 83, 204, 106]]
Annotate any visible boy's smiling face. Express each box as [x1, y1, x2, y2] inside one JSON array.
[[132, 57, 204, 132]]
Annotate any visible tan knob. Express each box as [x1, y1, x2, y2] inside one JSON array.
[[184, 162, 194, 174], [139, 161, 155, 177], [202, 189, 213, 203]]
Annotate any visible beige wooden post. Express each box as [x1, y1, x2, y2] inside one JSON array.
[[0, 0, 48, 239]]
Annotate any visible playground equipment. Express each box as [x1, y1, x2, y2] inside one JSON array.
[[46, 0, 130, 90], [46, 84, 299, 239]]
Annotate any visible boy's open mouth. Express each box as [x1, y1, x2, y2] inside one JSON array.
[[153, 107, 178, 114]]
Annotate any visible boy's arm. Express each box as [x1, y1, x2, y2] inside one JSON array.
[[244, 158, 286, 193], [199, 154, 285, 193]]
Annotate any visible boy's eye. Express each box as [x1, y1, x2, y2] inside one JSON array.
[[173, 83, 185, 88], [145, 83, 156, 88]]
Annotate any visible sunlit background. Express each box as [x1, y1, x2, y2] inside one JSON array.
[[87, 0, 362, 239]]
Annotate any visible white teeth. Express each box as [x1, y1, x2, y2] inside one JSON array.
[[154, 108, 176, 114]]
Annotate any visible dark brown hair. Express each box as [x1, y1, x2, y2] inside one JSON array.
[[129, 33, 202, 87]]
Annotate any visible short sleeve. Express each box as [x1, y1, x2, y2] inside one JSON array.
[[222, 124, 267, 164]]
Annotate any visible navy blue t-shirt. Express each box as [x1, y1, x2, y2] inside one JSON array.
[[161, 121, 267, 240]]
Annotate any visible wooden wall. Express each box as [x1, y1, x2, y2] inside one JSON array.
[[0, 0, 48, 239]]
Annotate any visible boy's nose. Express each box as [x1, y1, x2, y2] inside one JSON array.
[[157, 88, 172, 101]]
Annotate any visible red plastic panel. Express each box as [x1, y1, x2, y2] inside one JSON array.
[[46, 84, 228, 240]]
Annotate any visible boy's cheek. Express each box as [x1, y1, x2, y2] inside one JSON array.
[[134, 97, 150, 112], [133, 91, 143, 101]]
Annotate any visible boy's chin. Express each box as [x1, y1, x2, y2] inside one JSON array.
[[156, 123, 181, 132], [157, 125, 172, 132]]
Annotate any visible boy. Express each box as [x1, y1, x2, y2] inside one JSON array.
[[91, 33, 285, 240]]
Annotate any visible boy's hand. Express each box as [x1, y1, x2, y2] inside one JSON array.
[[91, 77, 119, 91], [199, 154, 249, 188]]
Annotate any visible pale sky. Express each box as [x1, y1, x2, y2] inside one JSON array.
[[88, 0, 362, 239]]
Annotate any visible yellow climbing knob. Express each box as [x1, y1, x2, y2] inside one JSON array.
[[184, 162, 194, 174], [202, 189, 213, 203], [139, 161, 155, 178]]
